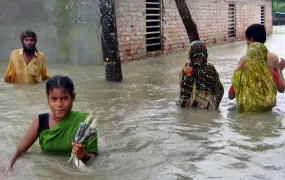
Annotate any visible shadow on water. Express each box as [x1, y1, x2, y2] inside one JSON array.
[[1, 27, 285, 179]]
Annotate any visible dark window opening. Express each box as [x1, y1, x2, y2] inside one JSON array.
[[261, 6, 265, 25], [228, 4, 236, 39], [146, 0, 162, 52]]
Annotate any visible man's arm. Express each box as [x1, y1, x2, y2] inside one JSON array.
[[4, 53, 15, 83], [41, 56, 49, 81]]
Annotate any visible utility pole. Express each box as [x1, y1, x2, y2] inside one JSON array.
[[99, 0, 123, 82]]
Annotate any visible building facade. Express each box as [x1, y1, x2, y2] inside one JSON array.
[[115, 0, 273, 61]]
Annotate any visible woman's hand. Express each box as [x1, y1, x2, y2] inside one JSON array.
[[277, 58, 285, 72], [72, 142, 86, 159]]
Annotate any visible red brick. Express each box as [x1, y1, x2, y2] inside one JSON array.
[[125, 56, 133, 61], [116, 0, 272, 61]]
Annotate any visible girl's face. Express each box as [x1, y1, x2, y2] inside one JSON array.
[[47, 88, 75, 121]]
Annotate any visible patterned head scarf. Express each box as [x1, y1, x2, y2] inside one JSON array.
[[179, 40, 224, 109], [20, 30, 37, 43], [188, 41, 208, 69]]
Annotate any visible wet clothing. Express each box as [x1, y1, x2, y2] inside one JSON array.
[[229, 69, 282, 94], [178, 41, 224, 109], [4, 48, 49, 84], [38, 111, 98, 154], [38, 113, 49, 136], [231, 42, 277, 112]]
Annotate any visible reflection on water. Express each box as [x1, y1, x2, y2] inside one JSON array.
[[1, 28, 285, 179]]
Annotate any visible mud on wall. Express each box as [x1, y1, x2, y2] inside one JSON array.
[[0, 0, 103, 65]]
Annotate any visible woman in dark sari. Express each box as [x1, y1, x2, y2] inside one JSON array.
[[178, 40, 224, 109]]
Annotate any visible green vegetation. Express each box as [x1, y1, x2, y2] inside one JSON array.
[[273, 0, 285, 18]]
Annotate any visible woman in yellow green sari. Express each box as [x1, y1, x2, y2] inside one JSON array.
[[228, 42, 278, 112], [7, 76, 98, 171]]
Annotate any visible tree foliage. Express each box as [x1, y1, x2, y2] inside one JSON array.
[[273, 0, 285, 18], [273, 0, 285, 11]]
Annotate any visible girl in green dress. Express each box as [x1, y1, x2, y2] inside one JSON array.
[[7, 76, 98, 171]]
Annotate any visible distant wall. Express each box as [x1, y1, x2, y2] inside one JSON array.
[[116, 0, 273, 61], [163, 0, 273, 50], [0, 0, 103, 65]]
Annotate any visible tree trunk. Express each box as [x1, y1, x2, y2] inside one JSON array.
[[175, 0, 200, 42], [99, 0, 123, 82]]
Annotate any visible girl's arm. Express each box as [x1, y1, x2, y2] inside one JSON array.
[[7, 119, 39, 171]]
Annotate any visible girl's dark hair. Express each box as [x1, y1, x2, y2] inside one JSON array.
[[46, 76, 75, 97], [245, 24, 266, 44]]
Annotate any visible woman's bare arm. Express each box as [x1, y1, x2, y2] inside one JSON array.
[[276, 58, 285, 93], [234, 56, 246, 72], [277, 71, 285, 93]]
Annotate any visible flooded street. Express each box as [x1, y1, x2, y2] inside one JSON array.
[[1, 28, 285, 179]]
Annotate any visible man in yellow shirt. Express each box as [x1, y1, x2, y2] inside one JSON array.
[[4, 30, 50, 84]]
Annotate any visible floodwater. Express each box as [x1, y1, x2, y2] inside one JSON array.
[[1, 27, 285, 180]]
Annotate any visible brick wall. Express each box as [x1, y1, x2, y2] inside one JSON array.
[[162, 0, 189, 54], [115, 0, 273, 61], [235, 2, 273, 41], [115, 0, 146, 62]]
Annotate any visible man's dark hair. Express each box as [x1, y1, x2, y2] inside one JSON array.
[[20, 30, 37, 43], [245, 24, 266, 44], [20, 30, 38, 54]]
